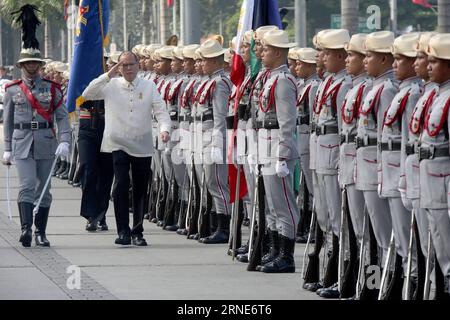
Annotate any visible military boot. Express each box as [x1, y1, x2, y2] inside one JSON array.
[[59, 162, 70, 180], [256, 230, 279, 271], [18, 202, 33, 247], [260, 235, 296, 273], [202, 214, 229, 244], [34, 207, 50, 246]]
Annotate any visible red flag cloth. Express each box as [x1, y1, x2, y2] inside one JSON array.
[[228, 164, 248, 203], [412, 0, 432, 8], [167, 0, 174, 7], [64, 0, 69, 21]]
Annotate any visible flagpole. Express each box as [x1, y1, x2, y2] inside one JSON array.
[[123, 0, 127, 50]]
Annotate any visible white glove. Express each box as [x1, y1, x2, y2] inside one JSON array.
[[55, 142, 70, 158], [377, 183, 382, 197], [210, 147, 223, 164], [275, 160, 289, 178], [2, 151, 12, 165], [400, 189, 413, 211], [247, 154, 257, 174]]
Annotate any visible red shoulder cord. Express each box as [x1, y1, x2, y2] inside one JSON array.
[[425, 96, 450, 137], [163, 82, 172, 101], [258, 77, 278, 113], [193, 80, 209, 104], [168, 80, 183, 102], [297, 84, 312, 106], [383, 90, 411, 127], [199, 81, 216, 105], [313, 76, 333, 114], [359, 85, 384, 116], [181, 80, 196, 108], [409, 89, 436, 134], [342, 83, 366, 124], [157, 79, 165, 94], [237, 76, 252, 101]]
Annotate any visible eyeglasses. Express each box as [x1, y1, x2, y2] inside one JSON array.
[[121, 63, 138, 68]]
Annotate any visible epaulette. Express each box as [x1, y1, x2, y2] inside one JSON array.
[[5, 79, 22, 89]]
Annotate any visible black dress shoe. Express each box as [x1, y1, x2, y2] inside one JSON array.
[[115, 235, 131, 245], [86, 220, 97, 232], [144, 213, 150, 220], [304, 282, 323, 292], [319, 283, 340, 299], [176, 228, 188, 235], [296, 234, 309, 243], [242, 218, 250, 227], [156, 220, 164, 227], [97, 221, 108, 231], [188, 233, 199, 240], [236, 253, 249, 263], [164, 225, 179, 231], [72, 182, 81, 188], [132, 235, 148, 246], [150, 218, 158, 223]]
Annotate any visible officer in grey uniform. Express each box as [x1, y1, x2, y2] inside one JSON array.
[[338, 33, 373, 298], [401, 32, 438, 280], [419, 33, 450, 299], [163, 46, 189, 231], [2, 6, 71, 248], [254, 29, 299, 273], [303, 30, 330, 291], [294, 48, 320, 243], [194, 39, 232, 244], [355, 31, 396, 269], [176, 44, 200, 235], [380, 33, 422, 298], [314, 29, 353, 298]]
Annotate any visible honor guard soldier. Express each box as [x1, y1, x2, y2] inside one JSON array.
[[253, 29, 299, 273], [355, 31, 397, 283], [401, 32, 438, 299], [153, 46, 176, 226], [227, 30, 255, 256], [2, 5, 71, 247], [238, 25, 279, 265], [338, 33, 373, 299], [176, 44, 201, 235], [379, 33, 422, 299], [163, 46, 190, 231], [185, 48, 212, 241], [419, 33, 450, 299], [194, 39, 232, 244], [314, 29, 352, 298], [303, 30, 331, 292], [294, 48, 320, 243]]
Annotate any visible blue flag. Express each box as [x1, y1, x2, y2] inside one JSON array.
[[252, 0, 282, 29], [66, 0, 109, 113]]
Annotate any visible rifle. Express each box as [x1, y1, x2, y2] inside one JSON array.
[[247, 165, 266, 271], [162, 167, 178, 229], [186, 165, 200, 238], [229, 165, 243, 260]]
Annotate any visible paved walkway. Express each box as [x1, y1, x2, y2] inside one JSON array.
[[0, 125, 320, 300]]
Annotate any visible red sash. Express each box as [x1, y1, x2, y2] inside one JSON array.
[[17, 81, 63, 125]]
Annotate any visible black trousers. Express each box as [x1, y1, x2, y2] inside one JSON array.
[[78, 118, 114, 221], [112, 150, 152, 237]]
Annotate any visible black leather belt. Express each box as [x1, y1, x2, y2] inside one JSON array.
[[297, 115, 310, 126], [194, 113, 214, 122], [14, 121, 53, 130], [405, 143, 416, 156], [179, 115, 192, 122], [418, 145, 450, 161], [255, 119, 279, 130], [379, 140, 402, 151], [226, 115, 235, 129], [355, 136, 378, 149], [80, 107, 105, 115], [315, 125, 338, 136], [310, 122, 317, 134], [340, 133, 357, 145]]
